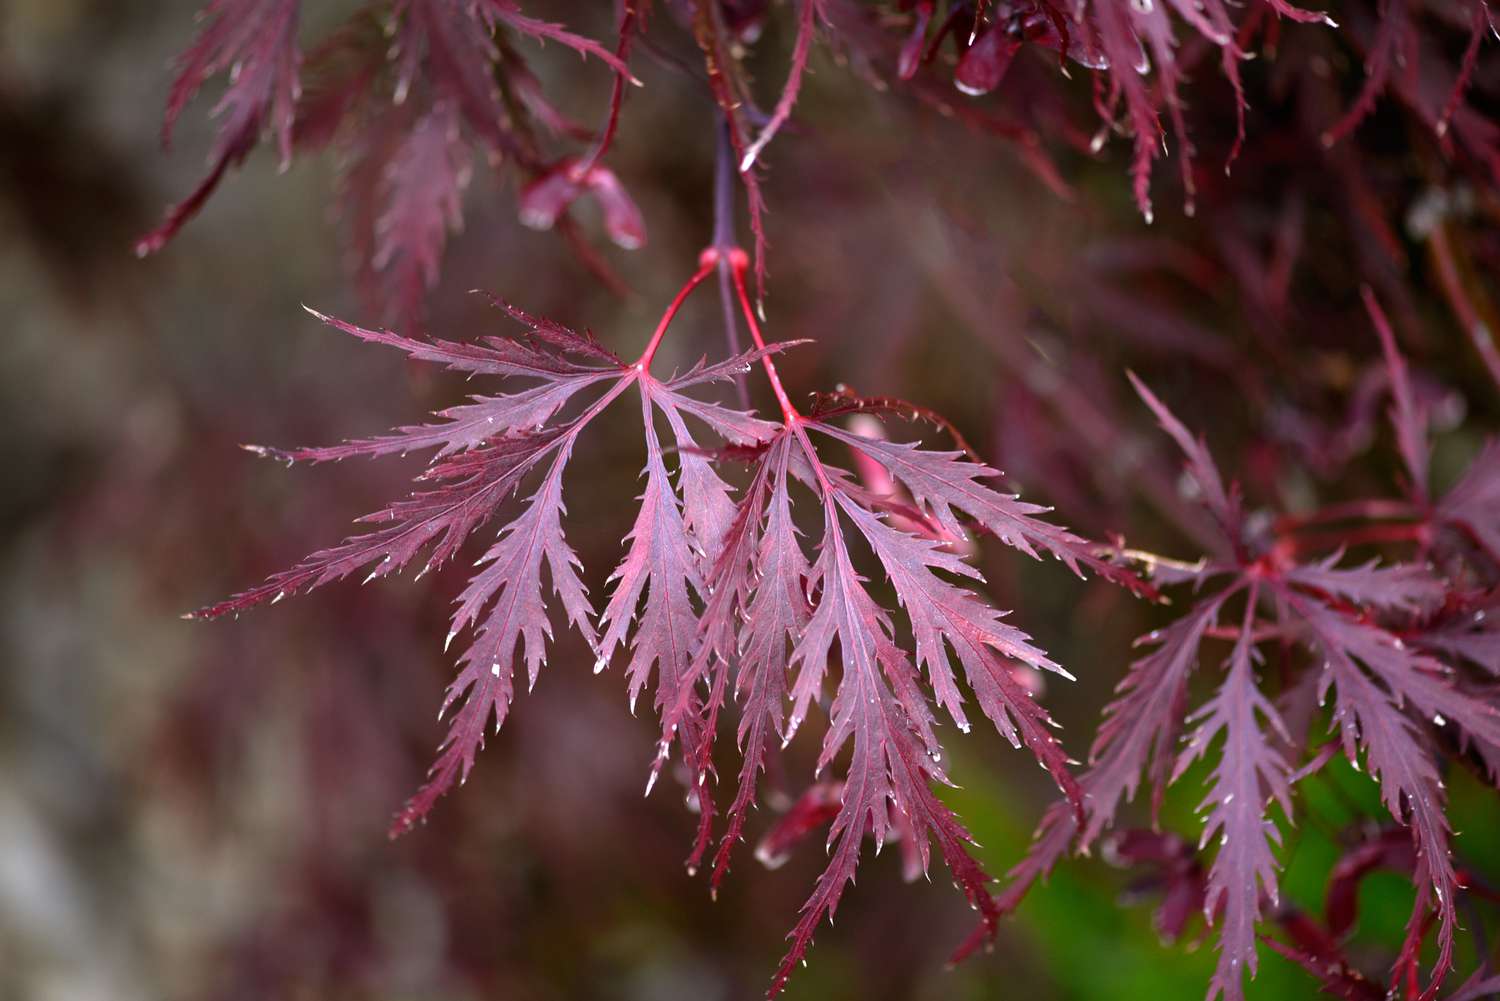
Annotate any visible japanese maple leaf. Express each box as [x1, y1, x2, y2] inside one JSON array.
[[637, 256, 1150, 991], [193, 266, 781, 835], [1364, 287, 1500, 564], [992, 366, 1499, 1001], [144, 0, 638, 325], [199, 249, 1154, 998], [740, 416, 1085, 994], [138, 0, 302, 255]]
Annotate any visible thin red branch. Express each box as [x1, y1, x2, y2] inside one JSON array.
[[574, 0, 640, 175], [1279, 521, 1433, 556], [1274, 499, 1422, 533], [636, 252, 719, 369], [729, 250, 800, 423], [740, 0, 820, 172]]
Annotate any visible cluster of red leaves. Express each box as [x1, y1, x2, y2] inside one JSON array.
[[143, 0, 1499, 302], [194, 247, 1151, 994], [153, 1, 1500, 999], [1261, 827, 1500, 1001], [141, 0, 638, 324], [894, 0, 1500, 220], [1099, 826, 1500, 1000], [989, 292, 1500, 1001]]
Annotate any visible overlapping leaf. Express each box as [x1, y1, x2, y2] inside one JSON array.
[[139, 0, 302, 254], [997, 365, 1500, 1001], [145, 0, 637, 323], [197, 274, 1158, 997]]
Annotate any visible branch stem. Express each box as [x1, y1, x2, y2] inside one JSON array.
[[728, 252, 800, 423], [576, 0, 639, 176], [1278, 521, 1432, 555], [1273, 499, 1421, 533], [636, 255, 719, 370], [713, 114, 751, 408]]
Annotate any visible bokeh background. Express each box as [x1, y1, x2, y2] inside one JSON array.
[[3, 1, 1499, 999]]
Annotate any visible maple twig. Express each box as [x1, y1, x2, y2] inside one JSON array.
[[1274, 499, 1423, 532], [1202, 623, 1290, 644], [729, 251, 800, 422], [693, 0, 768, 300], [574, 0, 639, 176], [713, 114, 751, 409], [1104, 545, 1207, 577], [740, 0, 819, 172], [1279, 522, 1432, 555]]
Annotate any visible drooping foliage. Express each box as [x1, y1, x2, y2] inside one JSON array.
[[990, 306, 1500, 1001], [147, 0, 1500, 997], [195, 248, 1149, 991]]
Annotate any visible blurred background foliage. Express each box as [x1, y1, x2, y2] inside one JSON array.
[[2, 1, 1498, 999]]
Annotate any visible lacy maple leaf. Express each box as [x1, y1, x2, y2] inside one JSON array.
[[992, 319, 1500, 1000], [195, 249, 1149, 996], [138, 0, 301, 256], [144, 0, 637, 325]]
